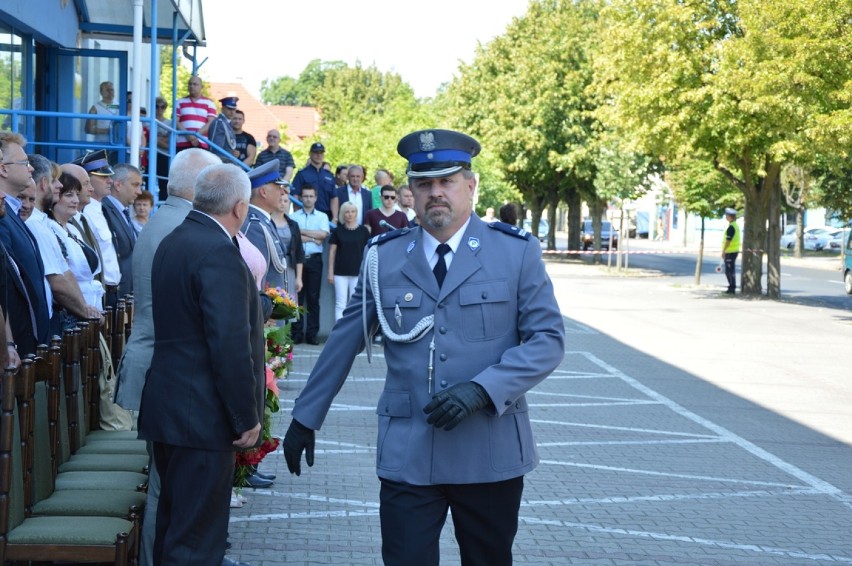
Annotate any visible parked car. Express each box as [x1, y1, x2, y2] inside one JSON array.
[[803, 228, 834, 251], [781, 226, 831, 250], [844, 231, 852, 294], [822, 230, 845, 252], [581, 220, 618, 251], [825, 230, 846, 252], [522, 218, 550, 242]]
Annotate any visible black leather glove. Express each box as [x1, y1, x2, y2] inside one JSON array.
[[283, 419, 315, 476], [423, 382, 490, 431]]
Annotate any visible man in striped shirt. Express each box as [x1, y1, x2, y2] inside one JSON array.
[[175, 75, 217, 152]]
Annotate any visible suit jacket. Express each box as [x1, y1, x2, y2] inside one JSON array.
[[0, 197, 50, 344], [101, 197, 136, 297], [138, 211, 264, 450], [335, 186, 373, 221], [0, 239, 37, 357], [292, 215, 565, 485], [115, 195, 192, 411]]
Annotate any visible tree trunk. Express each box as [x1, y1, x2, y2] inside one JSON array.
[[766, 175, 782, 299], [740, 160, 781, 296], [566, 189, 582, 251], [794, 208, 805, 258], [695, 216, 705, 286], [589, 199, 605, 264], [546, 185, 559, 251]]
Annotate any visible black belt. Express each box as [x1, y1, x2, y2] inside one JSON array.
[[105, 284, 119, 293], [304, 254, 321, 260]]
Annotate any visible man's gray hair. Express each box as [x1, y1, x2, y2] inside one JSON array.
[[193, 164, 250, 216], [28, 154, 53, 185], [112, 162, 141, 185], [167, 148, 220, 199]]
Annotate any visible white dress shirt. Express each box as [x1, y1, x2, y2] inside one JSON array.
[[82, 199, 121, 286]]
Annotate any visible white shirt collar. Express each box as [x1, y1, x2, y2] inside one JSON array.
[[249, 204, 272, 221], [422, 215, 472, 270]]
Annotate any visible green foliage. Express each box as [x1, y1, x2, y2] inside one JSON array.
[[157, 47, 197, 119], [813, 158, 852, 221], [667, 158, 740, 219], [260, 59, 347, 106]]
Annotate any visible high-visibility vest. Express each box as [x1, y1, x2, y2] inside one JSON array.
[[724, 221, 741, 253]]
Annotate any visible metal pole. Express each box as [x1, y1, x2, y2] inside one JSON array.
[[148, 0, 160, 197], [129, 0, 144, 167]]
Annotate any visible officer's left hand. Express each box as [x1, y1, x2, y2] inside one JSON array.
[[423, 382, 490, 431]]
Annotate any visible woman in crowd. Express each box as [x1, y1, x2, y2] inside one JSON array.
[[270, 184, 304, 297], [48, 172, 104, 323], [131, 190, 154, 234], [327, 201, 370, 321], [154, 96, 171, 201]]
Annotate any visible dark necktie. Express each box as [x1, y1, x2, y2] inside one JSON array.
[[433, 243, 451, 288], [123, 207, 138, 240]]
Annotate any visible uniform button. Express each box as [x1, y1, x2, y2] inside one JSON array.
[[504, 400, 512, 406], [385, 405, 389, 412], [439, 326, 447, 334], [439, 354, 447, 361], [515, 402, 520, 409], [440, 380, 448, 387], [481, 291, 488, 299], [438, 302, 445, 309]]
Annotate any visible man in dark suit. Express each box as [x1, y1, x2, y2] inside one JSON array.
[[101, 163, 141, 299], [334, 164, 373, 225], [0, 194, 35, 361], [138, 163, 263, 566], [0, 131, 50, 346]]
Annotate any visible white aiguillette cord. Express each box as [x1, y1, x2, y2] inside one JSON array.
[[362, 245, 434, 364]]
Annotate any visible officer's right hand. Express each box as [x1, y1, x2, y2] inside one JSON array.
[[283, 419, 315, 476]]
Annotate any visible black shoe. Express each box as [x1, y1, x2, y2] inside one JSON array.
[[306, 337, 320, 345], [245, 473, 273, 489], [254, 470, 276, 481], [293, 336, 304, 344]]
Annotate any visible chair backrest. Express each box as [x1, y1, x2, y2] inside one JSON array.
[[0, 365, 26, 562], [62, 328, 86, 453], [124, 295, 134, 340], [12, 358, 37, 515], [112, 299, 127, 366]]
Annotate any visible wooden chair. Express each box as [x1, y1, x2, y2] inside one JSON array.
[[0, 365, 139, 566]]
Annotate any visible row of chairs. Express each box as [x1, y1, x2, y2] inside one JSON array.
[[0, 298, 146, 565]]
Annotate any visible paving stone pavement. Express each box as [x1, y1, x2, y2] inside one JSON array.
[[227, 259, 852, 565]]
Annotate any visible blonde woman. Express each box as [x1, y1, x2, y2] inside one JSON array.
[[327, 202, 369, 320]]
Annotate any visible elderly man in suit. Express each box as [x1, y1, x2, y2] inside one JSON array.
[[101, 163, 141, 298], [138, 163, 264, 566], [334, 164, 373, 225], [115, 148, 220, 566], [283, 129, 565, 565]]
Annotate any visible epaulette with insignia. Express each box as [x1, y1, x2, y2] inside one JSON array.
[[489, 221, 531, 240], [368, 227, 412, 247]]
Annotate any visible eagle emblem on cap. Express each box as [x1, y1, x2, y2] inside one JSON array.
[[419, 131, 436, 151]]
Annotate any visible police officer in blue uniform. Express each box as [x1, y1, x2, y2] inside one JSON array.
[[283, 129, 565, 565], [241, 160, 289, 292]]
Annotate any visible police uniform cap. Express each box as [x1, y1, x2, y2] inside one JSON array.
[[310, 142, 325, 153], [724, 207, 737, 216], [397, 129, 481, 179], [219, 96, 239, 108], [73, 149, 114, 176], [248, 160, 282, 189]]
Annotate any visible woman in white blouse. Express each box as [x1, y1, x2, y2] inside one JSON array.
[[49, 172, 104, 311]]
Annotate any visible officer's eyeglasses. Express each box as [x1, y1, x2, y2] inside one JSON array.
[[382, 195, 396, 200]]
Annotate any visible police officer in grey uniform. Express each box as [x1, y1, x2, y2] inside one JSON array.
[[283, 129, 565, 566], [241, 160, 289, 291]]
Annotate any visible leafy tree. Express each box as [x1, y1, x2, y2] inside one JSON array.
[[444, 0, 602, 250], [157, 46, 197, 119], [780, 165, 817, 257], [813, 158, 852, 223], [594, 0, 852, 298], [260, 59, 347, 106], [667, 157, 741, 283]]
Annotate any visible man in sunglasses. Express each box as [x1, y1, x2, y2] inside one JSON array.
[[364, 185, 409, 235]]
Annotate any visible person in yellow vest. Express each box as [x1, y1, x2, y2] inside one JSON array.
[[721, 207, 741, 294]]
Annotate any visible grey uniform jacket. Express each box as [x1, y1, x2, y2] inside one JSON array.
[[115, 196, 192, 411], [292, 215, 565, 485], [241, 205, 288, 290]]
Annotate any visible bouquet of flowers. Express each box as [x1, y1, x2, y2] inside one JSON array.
[[264, 325, 294, 379], [233, 367, 283, 488], [264, 286, 301, 320]]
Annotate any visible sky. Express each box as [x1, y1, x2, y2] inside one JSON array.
[[198, 0, 531, 99]]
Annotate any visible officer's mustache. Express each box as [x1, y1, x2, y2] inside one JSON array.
[[425, 199, 451, 210]]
